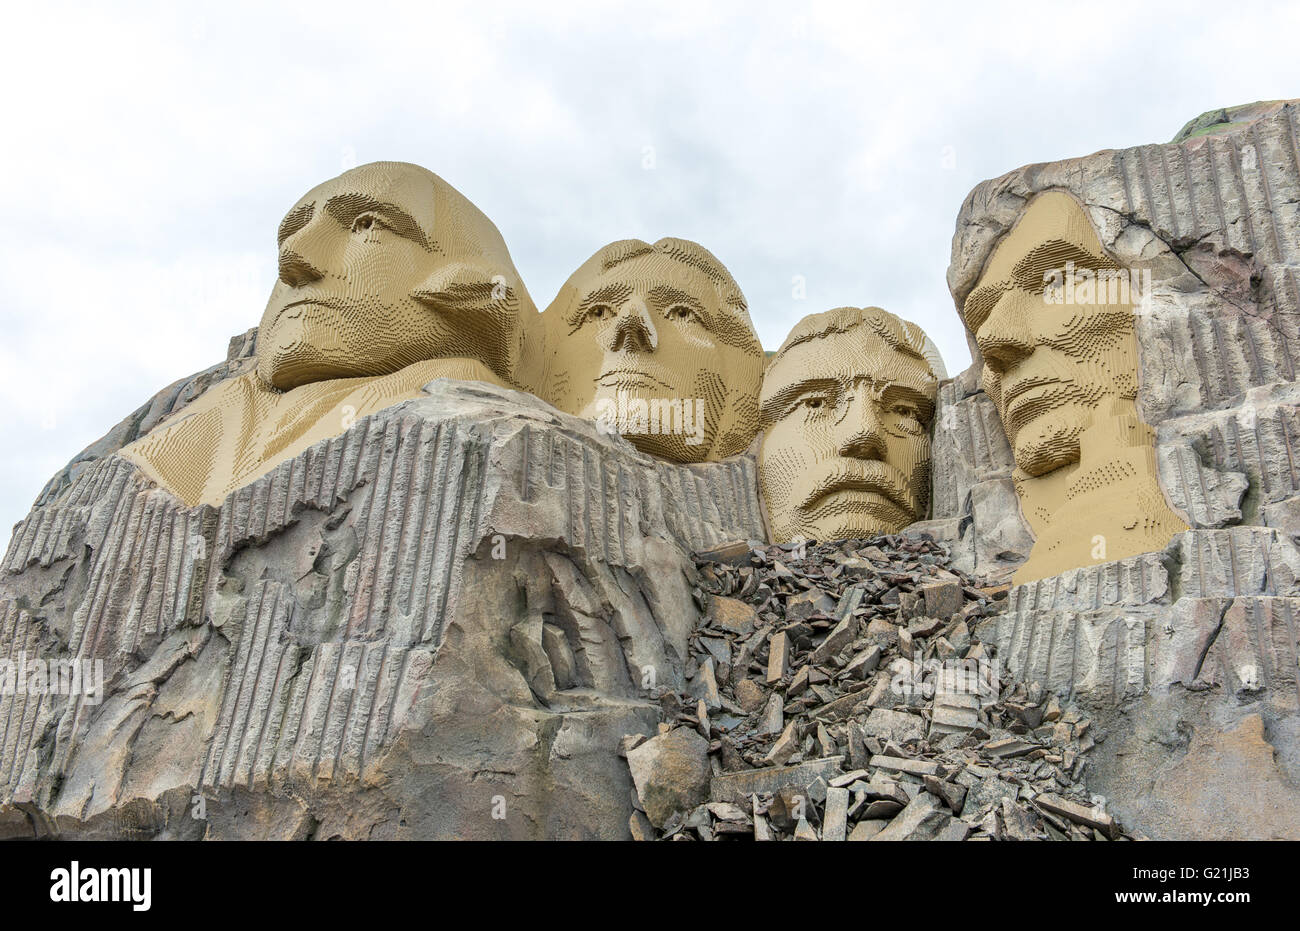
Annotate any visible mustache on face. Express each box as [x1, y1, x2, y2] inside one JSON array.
[[799, 459, 914, 516]]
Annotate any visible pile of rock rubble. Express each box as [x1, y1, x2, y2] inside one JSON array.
[[621, 535, 1135, 841]]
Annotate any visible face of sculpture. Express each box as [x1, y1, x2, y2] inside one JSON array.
[[961, 191, 1139, 478], [257, 162, 514, 391], [759, 310, 936, 543], [546, 242, 762, 461]]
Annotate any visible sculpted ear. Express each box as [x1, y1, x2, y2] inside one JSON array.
[[709, 346, 764, 459], [409, 261, 522, 385], [411, 261, 516, 313]]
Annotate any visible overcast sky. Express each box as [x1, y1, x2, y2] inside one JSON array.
[[1, 0, 1296, 535]]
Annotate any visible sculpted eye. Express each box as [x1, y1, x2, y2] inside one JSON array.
[[798, 395, 830, 412], [666, 304, 697, 323], [890, 403, 925, 434], [352, 212, 388, 235], [584, 304, 615, 323]]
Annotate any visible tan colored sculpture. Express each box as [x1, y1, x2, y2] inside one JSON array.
[[759, 307, 939, 543], [960, 191, 1188, 584], [538, 238, 764, 462], [122, 161, 537, 507]]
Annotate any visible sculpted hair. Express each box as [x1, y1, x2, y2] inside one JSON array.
[[771, 306, 939, 380], [595, 238, 760, 353]]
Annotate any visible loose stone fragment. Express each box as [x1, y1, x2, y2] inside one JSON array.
[[842, 645, 882, 679], [629, 810, 655, 841], [923, 774, 967, 812], [861, 707, 926, 743], [696, 540, 752, 566], [930, 691, 981, 738], [788, 589, 838, 621], [1001, 797, 1043, 841], [709, 757, 846, 805], [871, 755, 939, 777], [921, 580, 964, 620], [758, 692, 785, 735], [848, 819, 887, 840], [871, 793, 953, 841], [961, 775, 1020, 819], [626, 727, 712, 829], [984, 737, 1037, 758], [788, 665, 811, 697], [707, 595, 759, 635], [619, 734, 649, 758], [766, 630, 791, 684], [810, 616, 856, 664], [1035, 793, 1118, 839], [823, 786, 850, 841], [765, 721, 800, 766], [864, 617, 898, 648], [734, 677, 766, 712], [907, 616, 945, 639], [694, 658, 721, 710]]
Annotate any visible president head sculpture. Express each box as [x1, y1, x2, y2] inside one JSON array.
[[122, 162, 537, 507], [759, 307, 940, 543], [257, 161, 529, 389], [539, 238, 764, 462], [960, 190, 1187, 583]]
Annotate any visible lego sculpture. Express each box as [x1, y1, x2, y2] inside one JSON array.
[[121, 161, 537, 506], [759, 306, 942, 543], [538, 238, 764, 462], [959, 191, 1188, 584]]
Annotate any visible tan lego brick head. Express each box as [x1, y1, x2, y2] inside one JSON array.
[[121, 162, 536, 508], [538, 238, 763, 462], [257, 161, 533, 390], [759, 307, 939, 543], [960, 190, 1187, 583], [961, 191, 1139, 477]]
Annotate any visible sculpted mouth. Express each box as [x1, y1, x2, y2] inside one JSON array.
[[810, 478, 894, 505], [803, 468, 911, 517]]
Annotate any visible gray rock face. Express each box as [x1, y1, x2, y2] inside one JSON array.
[[944, 100, 1300, 839], [927, 373, 1031, 580], [0, 380, 764, 839]]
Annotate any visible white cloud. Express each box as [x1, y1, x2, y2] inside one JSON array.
[[1, 0, 1297, 533]]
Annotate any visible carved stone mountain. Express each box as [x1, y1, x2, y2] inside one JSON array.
[[936, 100, 1300, 839], [0, 379, 763, 839]]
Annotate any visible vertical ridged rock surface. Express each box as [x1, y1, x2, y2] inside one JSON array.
[[944, 101, 1300, 839], [0, 380, 763, 839]]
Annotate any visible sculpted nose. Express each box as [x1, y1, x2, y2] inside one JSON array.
[[606, 298, 658, 353], [837, 394, 887, 461], [278, 249, 324, 288], [277, 222, 329, 288], [975, 291, 1035, 372]]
